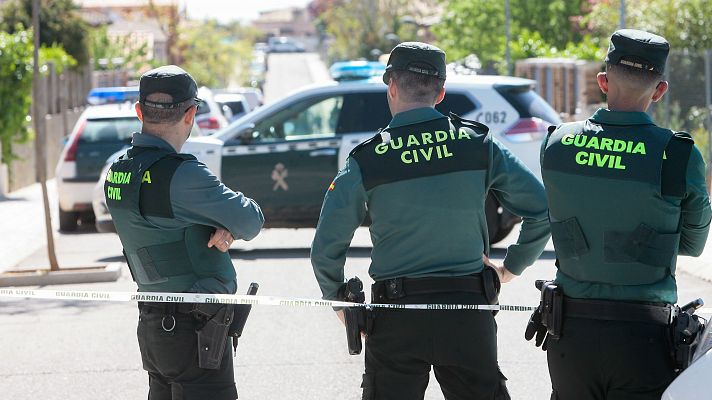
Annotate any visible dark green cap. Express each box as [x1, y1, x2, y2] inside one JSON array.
[[605, 29, 669, 74], [382, 42, 446, 84], [139, 65, 200, 109]]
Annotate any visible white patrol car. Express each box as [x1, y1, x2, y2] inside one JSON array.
[[93, 75, 561, 242]]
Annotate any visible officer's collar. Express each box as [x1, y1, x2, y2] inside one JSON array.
[[131, 132, 177, 153], [386, 107, 445, 130], [589, 108, 656, 126]]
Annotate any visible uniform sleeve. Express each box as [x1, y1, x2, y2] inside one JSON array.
[[169, 160, 265, 241], [310, 158, 368, 300], [679, 146, 711, 256], [489, 139, 551, 275]]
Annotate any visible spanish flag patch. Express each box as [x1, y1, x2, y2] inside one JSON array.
[[328, 181, 335, 191]]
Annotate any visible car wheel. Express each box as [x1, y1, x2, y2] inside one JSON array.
[[485, 193, 514, 245], [59, 208, 79, 232], [80, 211, 96, 224]]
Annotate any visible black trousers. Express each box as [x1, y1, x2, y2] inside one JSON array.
[[137, 306, 238, 400], [547, 317, 676, 400], [362, 292, 510, 400]]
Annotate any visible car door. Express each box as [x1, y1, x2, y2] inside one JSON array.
[[221, 94, 344, 227]]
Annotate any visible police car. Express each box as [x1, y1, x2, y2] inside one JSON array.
[[93, 76, 560, 242]]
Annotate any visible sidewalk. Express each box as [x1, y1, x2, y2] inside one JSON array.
[[0, 181, 58, 272], [676, 235, 712, 282]]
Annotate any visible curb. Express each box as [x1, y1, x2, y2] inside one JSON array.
[[677, 256, 712, 283], [0, 262, 122, 287]]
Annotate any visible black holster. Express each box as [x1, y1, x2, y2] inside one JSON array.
[[482, 264, 502, 315], [337, 277, 372, 355], [670, 299, 706, 373], [228, 282, 259, 354], [538, 280, 564, 339], [194, 304, 234, 370]]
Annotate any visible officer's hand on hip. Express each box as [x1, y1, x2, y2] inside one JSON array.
[[207, 228, 234, 253], [483, 255, 516, 284]]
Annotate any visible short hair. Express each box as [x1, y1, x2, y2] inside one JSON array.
[[140, 93, 195, 125], [390, 70, 445, 103], [606, 62, 663, 91]]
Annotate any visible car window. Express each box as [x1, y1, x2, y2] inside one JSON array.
[[495, 85, 562, 124], [196, 101, 211, 116], [435, 93, 478, 116], [79, 118, 140, 143], [253, 95, 344, 142], [336, 92, 391, 133], [220, 101, 246, 115]]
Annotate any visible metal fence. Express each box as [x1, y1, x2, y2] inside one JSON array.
[[650, 49, 712, 170]]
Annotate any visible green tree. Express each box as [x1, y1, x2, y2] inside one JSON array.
[[1, 0, 90, 66], [177, 20, 254, 88], [318, 0, 435, 61], [584, 0, 712, 51], [0, 29, 33, 165], [434, 0, 586, 72], [88, 25, 150, 72]]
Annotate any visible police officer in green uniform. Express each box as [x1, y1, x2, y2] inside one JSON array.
[[311, 42, 551, 400], [534, 30, 712, 399], [105, 65, 264, 400]]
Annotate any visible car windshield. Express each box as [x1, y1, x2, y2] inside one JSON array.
[[79, 118, 140, 143], [220, 101, 246, 115]]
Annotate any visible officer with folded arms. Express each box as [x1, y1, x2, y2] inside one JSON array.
[[105, 65, 264, 400], [311, 42, 551, 399], [531, 29, 711, 399]]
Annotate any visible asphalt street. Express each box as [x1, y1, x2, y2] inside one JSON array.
[[0, 53, 710, 400]]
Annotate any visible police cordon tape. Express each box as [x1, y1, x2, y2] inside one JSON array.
[[0, 288, 540, 311], [0, 288, 710, 314]]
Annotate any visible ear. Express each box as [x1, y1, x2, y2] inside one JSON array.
[[387, 79, 397, 100], [434, 86, 446, 105], [183, 105, 197, 125], [596, 72, 609, 94], [135, 102, 144, 122], [651, 80, 669, 103]]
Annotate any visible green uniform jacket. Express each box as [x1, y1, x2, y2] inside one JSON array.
[[107, 133, 264, 293], [311, 107, 551, 300], [542, 109, 711, 303]]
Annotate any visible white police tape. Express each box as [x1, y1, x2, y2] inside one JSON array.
[[0, 288, 538, 311], [1, 288, 710, 314]]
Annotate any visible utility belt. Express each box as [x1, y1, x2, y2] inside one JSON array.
[[339, 266, 502, 355], [137, 282, 259, 370], [524, 280, 706, 373]]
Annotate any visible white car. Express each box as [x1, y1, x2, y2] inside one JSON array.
[[56, 103, 140, 231], [195, 86, 230, 134], [93, 75, 560, 242], [214, 93, 251, 122]]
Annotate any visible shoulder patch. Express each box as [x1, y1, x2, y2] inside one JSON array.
[[449, 112, 489, 134], [349, 132, 383, 156], [672, 131, 694, 143]]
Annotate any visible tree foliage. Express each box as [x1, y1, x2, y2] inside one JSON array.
[[177, 20, 254, 88], [584, 0, 712, 51], [0, 29, 33, 164], [316, 0, 435, 62], [434, 0, 586, 72], [88, 25, 151, 73], [0, 0, 90, 66]]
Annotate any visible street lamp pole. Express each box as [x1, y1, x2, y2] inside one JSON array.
[[620, 0, 626, 29]]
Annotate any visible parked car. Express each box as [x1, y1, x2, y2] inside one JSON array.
[[92, 75, 560, 242], [214, 93, 251, 122], [56, 103, 140, 231], [195, 86, 230, 134], [267, 37, 305, 53]]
